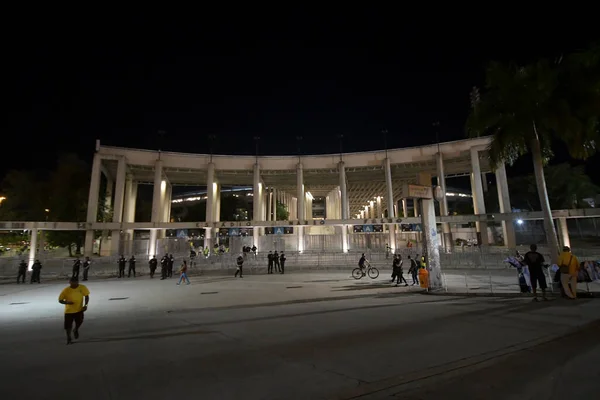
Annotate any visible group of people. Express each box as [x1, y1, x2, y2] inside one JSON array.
[[515, 244, 581, 301], [390, 254, 423, 287], [16, 259, 43, 284], [358, 253, 425, 287], [267, 251, 286, 274]]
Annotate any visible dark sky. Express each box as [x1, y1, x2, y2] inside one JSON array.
[[4, 14, 599, 183]]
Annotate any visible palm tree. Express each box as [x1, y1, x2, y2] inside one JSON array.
[[467, 46, 599, 263]]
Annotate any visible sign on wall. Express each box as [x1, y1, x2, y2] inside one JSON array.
[[402, 184, 432, 199]]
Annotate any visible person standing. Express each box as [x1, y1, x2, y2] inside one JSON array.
[[58, 277, 90, 345], [149, 255, 158, 278], [117, 255, 126, 278], [394, 255, 408, 286], [390, 254, 400, 283], [267, 251, 274, 274], [71, 258, 81, 280], [280, 252, 286, 274], [176, 260, 190, 285], [17, 260, 27, 284], [235, 254, 244, 278], [128, 255, 136, 278], [523, 244, 548, 301], [31, 259, 42, 283], [558, 246, 580, 299], [82, 257, 91, 281], [274, 251, 281, 273], [168, 254, 174, 278], [160, 255, 168, 280], [408, 255, 419, 286]]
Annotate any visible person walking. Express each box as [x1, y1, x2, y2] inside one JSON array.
[[17, 260, 27, 284], [82, 257, 91, 281], [280, 252, 286, 274], [408, 255, 419, 285], [393, 255, 408, 287], [149, 255, 158, 278], [128, 256, 136, 278], [523, 244, 548, 301], [58, 277, 90, 345], [235, 254, 244, 278], [274, 251, 281, 273], [390, 254, 399, 282], [176, 261, 190, 285], [558, 246, 580, 299], [31, 259, 42, 283], [267, 251, 274, 274], [160, 255, 168, 280], [71, 258, 81, 280], [117, 255, 126, 278]]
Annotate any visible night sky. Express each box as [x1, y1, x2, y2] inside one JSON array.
[[5, 14, 599, 183]]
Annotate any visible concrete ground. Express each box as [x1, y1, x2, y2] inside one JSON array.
[[1, 272, 599, 399]]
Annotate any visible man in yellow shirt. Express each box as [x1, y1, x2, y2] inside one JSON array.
[[58, 277, 90, 344], [557, 246, 580, 299]]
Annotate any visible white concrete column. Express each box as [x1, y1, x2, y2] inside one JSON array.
[[417, 173, 441, 289], [253, 164, 263, 247], [339, 161, 349, 219], [326, 194, 331, 219], [297, 163, 305, 220], [267, 189, 272, 222], [111, 157, 127, 256], [470, 148, 488, 246], [495, 163, 516, 248], [436, 152, 453, 251], [402, 198, 408, 219], [369, 201, 375, 219], [28, 228, 38, 269], [149, 159, 164, 258], [306, 193, 313, 220], [413, 199, 419, 217], [558, 217, 570, 248], [388, 223, 396, 254], [215, 183, 221, 222], [376, 196, 382, 219], [205, 163, 216, 253], [84, 154, 102, 257], [122, 177, 137, 256], [162, 182, 172, 223], [341, 224, 349, 253], [384, 158, 395, 218], [272, 188, 277, 221]]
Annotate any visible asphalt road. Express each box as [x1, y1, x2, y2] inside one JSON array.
[[1, 273, 598, 399]]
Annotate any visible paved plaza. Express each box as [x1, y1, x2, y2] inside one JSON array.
[[1, 272, 599, 399]]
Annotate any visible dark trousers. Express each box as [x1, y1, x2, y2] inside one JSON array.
[[235, 266, 243, 277], [118, 267, 125, 278], [128, 266, 136, 277], [274, 261, 281, 272], [72, 268, 80, 280], [83, 268, 89, 281], [167, 267, 173, 278], [31, 270, 40, 283], [280, 261, 285, 274], [161, 268, 167, 279], [268, 261, 273, 273], [150, 268, 156, 278], [392, 269, 407, 284], [411, 272, 418, 284], [17, 270, 26, 283]]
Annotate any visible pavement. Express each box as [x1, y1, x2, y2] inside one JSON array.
[[1, 272, 599, 399]]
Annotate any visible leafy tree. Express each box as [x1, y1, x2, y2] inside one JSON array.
[[276, 201, 289, 220], [467, 46, 599, 262]]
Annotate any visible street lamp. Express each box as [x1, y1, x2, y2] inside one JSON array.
[[0, 196, 6, 204]]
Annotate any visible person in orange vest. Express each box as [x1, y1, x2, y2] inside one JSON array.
[[418, 265, 429, 289]]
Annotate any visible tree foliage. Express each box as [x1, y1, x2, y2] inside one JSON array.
[[0, 153, 104, 255], [467, 46, 600, 168]]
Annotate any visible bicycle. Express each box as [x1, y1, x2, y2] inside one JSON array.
[[352, 262, 379, 280]]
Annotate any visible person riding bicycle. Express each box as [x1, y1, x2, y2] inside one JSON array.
[[358, 253, 368, 276]]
